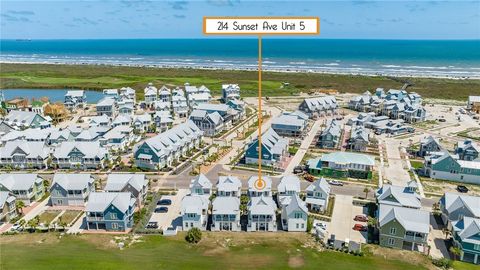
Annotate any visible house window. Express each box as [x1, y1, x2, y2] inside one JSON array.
[[111, 213, 117, 220], [111, 223, 118, 229], [474, 244, 480, 251], [296, 223, 299, 229], [294, 212, 303, 219], [387, 238, 395, 246], [390, 227, 396, 235]]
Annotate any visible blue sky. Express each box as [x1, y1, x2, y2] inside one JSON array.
[[1, 0, 479, 39]]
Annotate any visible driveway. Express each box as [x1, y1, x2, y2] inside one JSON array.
[[326, 194, 367, 244], [20, 197, 50, 222], [427, 215, 451, 259], [383, 139, 411, 186], [149, 189, 188, 230]]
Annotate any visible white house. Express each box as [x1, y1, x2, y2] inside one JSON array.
[[216, 176, 242, 197], [247, 196, 277, 232], [181, 195, 209, 231], [189, 174, 212, 198], [281, 194, 308, 232], [277, 175, 301, 207], [211, 196, 241, 232], [247, 175, 272, 197], [305, 178, 331, 212]]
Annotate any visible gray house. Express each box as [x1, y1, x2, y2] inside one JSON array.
[[317, 120, 341, 149], [271, 112, 308, 138], [85, 192, 136, 232], [281, 194, 308, 232], [52, 141, 108, 169], [104, 174, 148, 206], [50, 173, 95, 206], [0, 140, 50, 169], [181, 195, 209, 231], [0, 173, 45, 205], [96, 97, 117, 117], [299, 96, 337, 118], [376, 184, 421, 209], [440, 193, 480, 228], [347, 125, 370, 151], [305, 177, 330, 212], [211, 196, 241, 231], [418, 136, 443, 157], [0, 191, 17, 223], [455, 140, 479, 161], [189, 109, 225, 137]]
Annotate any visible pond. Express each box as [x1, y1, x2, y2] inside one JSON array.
[[2, 89, 104, 103]]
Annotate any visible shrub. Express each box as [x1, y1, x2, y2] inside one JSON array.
[[431, 258, 452, 269], [185, 228, 202, 244]]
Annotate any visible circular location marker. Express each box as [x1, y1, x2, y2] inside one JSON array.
[[254, 177, 266, 190]]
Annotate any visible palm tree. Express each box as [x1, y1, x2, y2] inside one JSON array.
[[363, 187, 371, 199], [442, 227, 451, 239], [449, 246, 461, 261], [15, 200, 25, 215]]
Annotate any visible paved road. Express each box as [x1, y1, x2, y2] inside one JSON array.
[[383, 139, 411, 186], [20, 197, 49, 222], [283, 119, 322, 175], [149, 189, 188, 230]]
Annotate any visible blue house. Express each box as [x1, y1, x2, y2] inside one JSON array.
[[244, 128, 289, 167], [451, 217, 480, 264], [85, 192, 136, 232]]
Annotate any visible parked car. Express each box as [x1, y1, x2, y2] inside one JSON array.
[[314, 221, 327, 231], [154, 207, 169, 213], [328, 180, 344, 186], [157, 199, 172, 205], [354, 214, 368, 222], [457, 185, 469, 193], [10, 223, 23, 232], [303, 174, 315, 182], [293, 166, 304, 174], [146, 222, 159, 229], [353, 224, 367, 231], [438, 118, 446, 122]]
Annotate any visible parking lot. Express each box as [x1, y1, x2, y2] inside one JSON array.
[[326, 195, 367, 244], [148, 189, 188, 230]]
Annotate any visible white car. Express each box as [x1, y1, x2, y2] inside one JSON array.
[[328, 180, 344, 186]]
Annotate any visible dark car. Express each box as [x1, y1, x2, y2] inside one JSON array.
[[293, 166, 304, 174], [154, 207, 168, 213], [354, 214, 368, 222], [146, 222, 158, 229], [438, 118, 446, 122], [157, 199, 172, 205], [457, 185, 469, 193]]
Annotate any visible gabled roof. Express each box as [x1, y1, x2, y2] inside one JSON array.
[[441, 192, 480, 218], [305, 177, 331, 194], [65, 90, 85, 97], [86, 192, 134, 213], [248, 196, 276, 215], [0, 191, 15, 209], [104, 174, 147, 194], [321, 120, 341, 137], [181, 195, 209, 215], [96, 97, 115, 107], [53, 141, 107, 159], [0, 140, 50, 159], [250, 128, 289, 156], [217, 176, 242, 192], [190, 174, 212, 190], [248, 175, 272, 192], [52, 173, 93, 191], [277, 175, 300, 193], [379, 204, 429, 234], [376, 184, 421, 208], [285, 194, 308, 216], [452, 217, 480, 245], [4, 110, 47, 126], [316, 152, 375, 166], [0, 173, 42, 191], [212, 196, 240, 215]]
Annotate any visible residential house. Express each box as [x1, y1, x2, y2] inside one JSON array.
[[153, 111, 174, 132], [299, 96, 337, 118], [3, 110, 49, 130], [189, 109, 224, 137], [271, 112, 308, 138], [247, 196, 277, 232], [31, 99, 48, 115], [89, 114, 111, 127], [317, 120, 341, 149], [118, 102, 134, 116], [244, 128, 289, 167], [378, 204, 430, 252], [189, 174, 212, 198], [281, 194, 308, 232], [0, 191, 17, 223], [158, 86, 171, 103], [226, 99, 246, 119], [347, 112, 375, 126], [187, 93, 211, 109], [144, 83, 158, 107], [5, 98, 29, 112], [96, 97, 117, 117], [172, 95, 188, 117], [424, 151, 480, 184], [50, 173, 95, 206], [181, 195, 209, 231], [104, 174, 148, 206], [216, 176, 242, 197], [440, 193, 480, 228], [0, 174, 45, 205], [153, 101, 171, 112], [132, 113, 152, 132], [277, 175, 301, 207], [347, 125, 370, 151], [455, 140, 479, 161], [247, 175, 272, 197], [418, 136, 443, 157], [451, 217, 480, 264], [119, 87, 136, 103], [376, 184, 421, 209], [305, 177, 331, 212], [307, 152, 375, 179], [103, 89, 119, 100], [112, 114, 132, 127], [49, 128, 74, 146], [0, 140, 50, 169], [133, 121, 203, 170], [467, 96, 480, 113], [194, 103, 239, 127], [211, 196, 241, 231], [64, 90, 86, 111], [222, 84, 240, 102], [85, 192, 136, 232], [52, 141, 108, 169]]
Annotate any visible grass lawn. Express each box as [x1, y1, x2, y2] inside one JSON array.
[[452, 261, 479, 270], [59, 210, 82, 225], [1, 63, 480, 100], [410, 160, 424, 170], [0, 233, 435, 270], [37, 210, 62, 225]]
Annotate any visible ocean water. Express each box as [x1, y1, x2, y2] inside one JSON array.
[[1, 39, 479, 78], [2, 89, 103, 103]]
